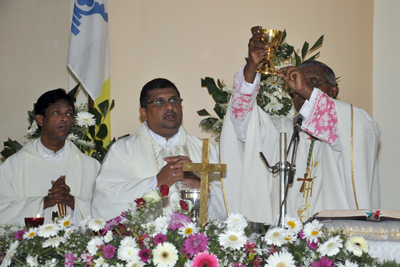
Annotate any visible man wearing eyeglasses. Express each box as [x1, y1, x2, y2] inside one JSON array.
[[220, 26, 380, 224], [92, 78, 226, 220]]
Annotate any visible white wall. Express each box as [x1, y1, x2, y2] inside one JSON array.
[[373, 0, 400, 210]]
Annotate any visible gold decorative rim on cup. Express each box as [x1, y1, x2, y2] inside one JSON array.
[[256, 29, 283, 75]]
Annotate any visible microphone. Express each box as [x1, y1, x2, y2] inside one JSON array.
[[293, 114, 303, 133]]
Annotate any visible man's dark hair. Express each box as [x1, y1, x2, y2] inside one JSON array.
[[140, 78, 180, 108], [35, 88, 75, 116], [299, 60, 337, 86]]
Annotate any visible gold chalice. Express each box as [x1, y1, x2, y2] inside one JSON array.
[[256, 29, 283, 75]]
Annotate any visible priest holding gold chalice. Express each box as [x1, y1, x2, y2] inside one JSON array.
[[221, 26, 381, 224]]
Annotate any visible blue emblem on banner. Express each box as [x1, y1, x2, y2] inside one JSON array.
[[71, 0, 108, 36]]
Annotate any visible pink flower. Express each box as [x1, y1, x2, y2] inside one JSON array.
[[252, 256, 262, 267], [139, 249, 151, 262], [103, 244, 116, 259], [299, 229, 305, 239], [169, 212, 190, 230], [181, 233, 209, 258], [192, 251, 219, 267], [80, 252, 93, 264], [233, 262, 245, 267], [101, 216, 122, 235], [307, 239, 319, 250], [244, 241, 257, 254], [267, 245, 280, 255], [14, 230, 28, 240], [64, 253, 79, 267], [153, 233, 167, 245], [311, 256, 334, 267]]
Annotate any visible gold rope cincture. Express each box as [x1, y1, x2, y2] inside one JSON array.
[[75, 197, 84, 220], [36, 197, 45, 216], [350, 104, 359, 209], [219, 143, 230, 215]]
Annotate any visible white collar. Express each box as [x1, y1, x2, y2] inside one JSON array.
[[148, 127, 180, 147], [39, 138, 65, 163]]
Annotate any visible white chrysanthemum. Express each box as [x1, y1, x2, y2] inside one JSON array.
[[28, 121, 38, 135], [76, 111, 96, 127], [154, 215, 169, 233], [1, 241, 19, 267], [284, 216, 302, 234], [264, 98, 284, 113], [26, 254, 38, 267], [77, 139, 95, 148], [218, 229, 247, 250], [66, 133, 79, 142], [282, 230, 298, 244], [287, 106, 296, 119], [58, 216, 73, 228], [318, 235, 343, 256], [118, 246, 140, 262], [178, 222, 199, 237], [273, 89, 290, 99], [302, 220, 323, 243], [265, 251, 295, 267], [265, 76, 285, 88], [126, 256, 145, 267], [63, 227, 75, 239], [94, 256, 105, 266], [23, 228, 37, 239], [120, 236, 137, 248], [103, 230, 113, 243], [152, 242, 179, 267], [222, 86, 233, 93], [44, 258, 58, 267], [142, 189, 161, 203], [37, 223, 60, 238], [345, 236, 369, 256], [88, 218, 106, 232], [225, 213, 248, 231], [87, 236, 104, 255], [42, 236, 66, 248], [336, 259, 359, 267], [79, 215, 91, 229], [265, 227, 285, 246]]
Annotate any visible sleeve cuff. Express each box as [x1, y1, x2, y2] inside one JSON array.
[[299, 88, 319, 119], [239, 73, 260, 95]]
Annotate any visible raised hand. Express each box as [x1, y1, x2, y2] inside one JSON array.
[[244, 26, 269, 83]]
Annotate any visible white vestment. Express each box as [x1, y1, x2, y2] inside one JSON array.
[[0, 139, 100, 225], [92, 122, 226, 221], [221, 68, 380, 224]]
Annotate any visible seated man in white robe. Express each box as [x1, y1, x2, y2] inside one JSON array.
[[0, 89, 100, 225], [221, 26, 380, 224], [92, 78, 226, 221]]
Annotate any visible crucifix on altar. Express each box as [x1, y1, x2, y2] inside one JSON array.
[[183, 139, 227, 225]]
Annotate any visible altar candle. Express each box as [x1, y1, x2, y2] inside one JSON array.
[[25, 214, 44, 228]]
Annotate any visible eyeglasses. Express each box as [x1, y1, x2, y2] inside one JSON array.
[[146, 97, 183, 107], [306, 77, 335, 87]]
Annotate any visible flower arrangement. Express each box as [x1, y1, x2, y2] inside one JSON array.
[[0, 186, 397, 267], [198, 31, 324, 143], [0, 84, 129, 163]]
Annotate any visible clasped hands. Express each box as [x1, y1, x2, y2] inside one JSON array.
[[157, 155, 200, 189], [44, 175, 75, 210]]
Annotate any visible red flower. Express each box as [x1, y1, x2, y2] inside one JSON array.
[[135, 198, 145, 208], [180, 200, 188, 211], [160, 185, 169, 197]]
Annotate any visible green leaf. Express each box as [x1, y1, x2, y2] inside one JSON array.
[[88, 126, 95, 140], [217, 79, 224, 90], [97, 99, 109, 118], [110, 99, 115, 110], [212, 91, 228, 104], [309, 35, 324, 52], [280, 29, 287, 44], [68, 83, 80, 103], [301, 41, 309, 61], [294, 51, 301, 67], [28, 108, 36, 123], [197, 109, 211, 116], [213, 104, 225, 119], [1, 138, 23, 158], [307, 52, 320, 61], [201, 77, 220, 95], [96, 124, 108, 139], [89, 107, 102, 126]]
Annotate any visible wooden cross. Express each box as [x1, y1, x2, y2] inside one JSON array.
[[183, 139, 227, 225]]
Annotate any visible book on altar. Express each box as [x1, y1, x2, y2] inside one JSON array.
[[315, 209, 400, 222]]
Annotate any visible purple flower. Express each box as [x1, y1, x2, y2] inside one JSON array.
[[311, 256, 334, 267], [181, 232, 209, 258], [64, 253, 79, 267], [101, 216, 122, 235], [153, 233, 167, 245], [307, 239, 319, 250], [299, 229, 305, 239], [169, 212, 190, 230], [103, 244, 116, 259], [139, 249, 151, 262], [80, 252, 93, 264], [14, 230, 28, 240], [233, 263, 246, 267]]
